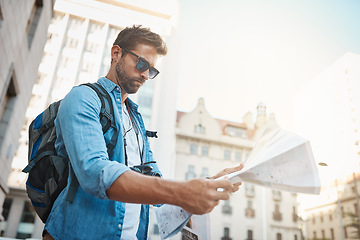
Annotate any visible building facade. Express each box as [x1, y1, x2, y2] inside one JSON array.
[[2, 0, 179, 238], [149, 98, 301, 240], [303, 172, 360, 240], [294, 52, 360, 240], [0, 0, 53, 237]]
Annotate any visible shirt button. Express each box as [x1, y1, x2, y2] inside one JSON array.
[[117, 98, 120, 102], [118, 223, 122, 228], [116, 87, 119, 91]]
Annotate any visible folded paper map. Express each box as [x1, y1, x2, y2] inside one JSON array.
[[220, 127, 321, 194]]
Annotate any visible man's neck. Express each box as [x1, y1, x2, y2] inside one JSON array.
[[105, 74, 128, 103], [121, 92, 128, 104]]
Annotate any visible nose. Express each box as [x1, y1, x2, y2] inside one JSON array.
[[140, 69, 149, 80]]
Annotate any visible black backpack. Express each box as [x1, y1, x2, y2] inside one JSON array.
[[22, 82, 118, 223]]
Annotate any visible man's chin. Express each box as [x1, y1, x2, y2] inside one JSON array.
[[126, 87, 140, 94]]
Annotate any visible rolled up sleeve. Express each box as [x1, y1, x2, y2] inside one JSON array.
[[55, 85, 128, 199]]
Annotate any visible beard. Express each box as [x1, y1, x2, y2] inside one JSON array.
[[115, 59, 144, 94]]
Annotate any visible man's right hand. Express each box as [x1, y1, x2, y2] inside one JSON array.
[[175, 178, 235, 214], [107, 170, 239, 215]]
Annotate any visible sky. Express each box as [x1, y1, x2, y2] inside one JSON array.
[[175, 0, 360, 131]]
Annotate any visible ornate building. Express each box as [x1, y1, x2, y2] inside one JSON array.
[[149, 98, 301, 240]]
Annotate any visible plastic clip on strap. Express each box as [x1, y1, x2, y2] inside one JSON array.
[[146, 130, 158, 138]]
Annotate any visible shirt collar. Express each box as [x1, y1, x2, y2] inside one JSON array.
[[97, 77, 118, 93], [98, 77, 139, 111]]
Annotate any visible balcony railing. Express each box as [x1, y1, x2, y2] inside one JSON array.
[[245, 208, 255, 218], [273, 212, 282, 221], [222, 205, 232, 215], [293, 213, 298, 222]]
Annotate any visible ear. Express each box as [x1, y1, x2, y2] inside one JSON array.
[[111, 45, 122, 63]]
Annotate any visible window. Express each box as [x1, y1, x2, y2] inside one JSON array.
[[294, 234, 298, 240], [225, 125, 247, 138], [81, 60, 95, 73], [320, 211, 323, 222], [190, 144, 197, 155], [224, 149, 231, 160], [330, 228, 334, 240], [245, 200, 255, 218], [321, 229, 325, 239], [235, 151, 242, 162], [276, 233, 282, 240], [26, 0, 43, 48], [273, 204, 282, 221], [292, 206, 298, 222], [0, 67, 18, 148], [194, 124, 205, 134], [245, 183, 255, 197], [16, 201, 36, 239], [65, 36, 79, 49], [222, 199, 232, 215], [185, 165, 196, 180], [200, 167, 208, 178], [221, 227, 232, 240], [313, 231, 317, 239], [344, 226, 348, 238], [312, 213, 316, 224], [247, 230, 253, 240], [355, 203, 359, 214], [272, 190, 281, 201], [68, 17, 83, 31], [85, 41, 99, 53], [201, 146, 209, 157], [1, 198, 13, 235]]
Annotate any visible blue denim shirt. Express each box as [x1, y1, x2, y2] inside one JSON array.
[[44, 77, 161, 239]]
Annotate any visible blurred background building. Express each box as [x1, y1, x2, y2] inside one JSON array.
[[294, 52, 360, 240], [149, 99, 301, 240], [0, 0, 54, 237], [304, 172, 360, 240], [1, 0, 179, 238]]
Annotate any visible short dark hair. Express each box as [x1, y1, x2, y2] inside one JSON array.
[[113, 25, 167, 55]]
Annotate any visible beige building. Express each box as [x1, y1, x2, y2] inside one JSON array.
[[304, 172, 360, 240], [0, 0, 53, 237], [161, 98, 302, 240], [2, 0, 179, 238]]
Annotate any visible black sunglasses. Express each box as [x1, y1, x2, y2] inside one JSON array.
[[120, 46, 159, 79]]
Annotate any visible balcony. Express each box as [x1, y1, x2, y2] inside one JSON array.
[[245, 208, 255, 218], [273, 212, 282, 221], [222, 205, 232, 215], [293, 213, 298, 222]]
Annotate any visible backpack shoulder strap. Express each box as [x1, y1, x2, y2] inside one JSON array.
[[82, 82, 118, 158]]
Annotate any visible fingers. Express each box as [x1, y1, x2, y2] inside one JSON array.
[[225, 163, 244, 175], [211, 178, 242, 195], [211, 163, 244, 179]]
